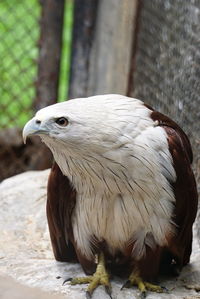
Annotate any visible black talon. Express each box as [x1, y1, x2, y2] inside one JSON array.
[[86, 290, 92, 299], [105, 285, 112, 299], [62, 278, 72, 285], [140, 291, 147, 299], [161, 286, 169, 293], [121, 279, 131, 290]]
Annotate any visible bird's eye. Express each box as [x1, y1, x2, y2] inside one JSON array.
[[55, 117, 69, 127]]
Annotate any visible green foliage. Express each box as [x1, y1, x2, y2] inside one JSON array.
[[59, 0, 74, 102], [0, 0, 40, 128]]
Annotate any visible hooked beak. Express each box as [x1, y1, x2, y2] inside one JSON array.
[[22, 118, 48, 144]]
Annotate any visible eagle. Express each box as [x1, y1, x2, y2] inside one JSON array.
[[23, 94, 197, 298]]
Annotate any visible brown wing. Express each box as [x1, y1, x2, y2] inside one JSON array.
[[47, 162, 78, 262], [151, 111, 198, 269]]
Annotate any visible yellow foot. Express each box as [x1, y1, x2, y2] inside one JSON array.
[[121, 272, 168, 298], [63, 252, 112, 298]]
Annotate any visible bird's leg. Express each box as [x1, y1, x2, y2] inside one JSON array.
[[121, 269, 167, 298], [63, 252, 111, 298]]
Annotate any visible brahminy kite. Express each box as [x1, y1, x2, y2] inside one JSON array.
[[23, 94, 198, 298]]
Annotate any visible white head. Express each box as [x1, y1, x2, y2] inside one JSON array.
[[23, 94, 147, 158]]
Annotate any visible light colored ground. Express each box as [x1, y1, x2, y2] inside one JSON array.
[[0, 275, 63, 299], [0, 169, 200, 299]]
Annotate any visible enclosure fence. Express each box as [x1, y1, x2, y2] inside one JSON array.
[[131, 0, 200, 193], [0, 0, 40, 129], [0, 0, 74, 181], [0, 0, 41, 180]]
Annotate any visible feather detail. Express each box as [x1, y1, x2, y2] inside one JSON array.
[[47, 162, 77, 262]]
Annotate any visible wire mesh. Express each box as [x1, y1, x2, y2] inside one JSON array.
[[0, 0, 40, 129], [0, 0, 42, 180], [0, 0, 73, 181], [132, 0, 200, 193]]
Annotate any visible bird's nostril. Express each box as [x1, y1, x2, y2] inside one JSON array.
[[35, 120, 41, 124]]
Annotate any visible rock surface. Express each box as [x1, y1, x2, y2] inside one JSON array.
[[0, 169, 200, 299], [0, 275, 63, 299]]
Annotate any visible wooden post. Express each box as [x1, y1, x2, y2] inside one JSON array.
[[34, 0, 65, 110], [69, 0, 138, 98], [88, 0, 138, 96], [68, 0, 99, 99]]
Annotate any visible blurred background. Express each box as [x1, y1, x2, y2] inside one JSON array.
[[0, 0, 199, 198]]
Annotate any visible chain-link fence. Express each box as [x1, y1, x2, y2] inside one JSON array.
[[0, 0, 73, 181], [131, 0, 200, 193], [0, 0, 40, 129], [0, 0, 41, 180]]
